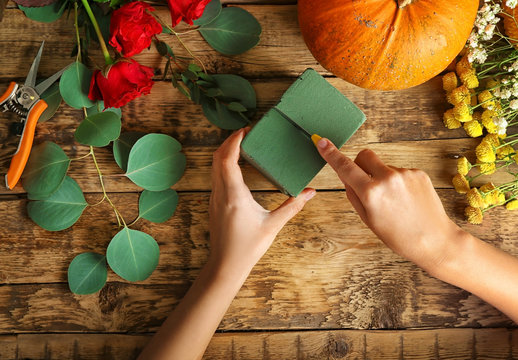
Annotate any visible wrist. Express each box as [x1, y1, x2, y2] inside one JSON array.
[[204, 255, 254, 286]]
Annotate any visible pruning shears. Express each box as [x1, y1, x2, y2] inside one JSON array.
[[0, 41, 67, 190]]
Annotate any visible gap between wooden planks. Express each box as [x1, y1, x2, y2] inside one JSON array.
[[0, 191, 515, 332], [0, 329, 517, 360]]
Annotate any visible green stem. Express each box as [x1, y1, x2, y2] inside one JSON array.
[[90, 146, 126, 227], [80, 0, 113, 65], [74, 2, 82, 63]]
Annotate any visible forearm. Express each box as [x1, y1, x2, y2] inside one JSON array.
[[431, 230, 518, 323], [138, 257, 252, 360]]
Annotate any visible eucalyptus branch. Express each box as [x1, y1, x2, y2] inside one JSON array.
[[74, 2, 82, 63]]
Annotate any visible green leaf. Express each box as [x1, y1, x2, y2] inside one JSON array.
[[183, 70, 198, 81], [19, 0, 66, 23], [155, 40, 174, 58], [188, 63, 202, 73], [22, 141, 70, 199], [227, 101, 247, 112], [86, 101, 122, 118], [201, 74, 256, 129], [139, 189, 179, 223], [206, 87, 223, 97], [39, 82, 62, 123], [106, 227, 159, 282], [27, 176, 87, 231], [126, 134, 186, 191], [199, 7, 261, 55], [113, 132, 145, 172], [74, 111, 121, 147], [193, 0, 221, 26], [68, 253, 107, 295], [59, 61, 95, 109]]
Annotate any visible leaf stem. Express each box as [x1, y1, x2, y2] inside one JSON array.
[[80, 0, 113, 65], [127, 216, 140, 227], [74, 2, 82, 63], [90, 146, 126, 227]]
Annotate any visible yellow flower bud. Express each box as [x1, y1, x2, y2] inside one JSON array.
[[457, 156, 471, 176], [447, 85, 470, 105], [476, 141, 496, 163], [478, 90, 495, 109], [481, 110, 498, 134], [463, 120, 483, 137], [452, 173, 470, 194], [480, 182, 496, 193], [467, 188, 485, 208], [453, 103, 470, 119], [472, 111, 482, 122], [459, 69, 479, 89], [442, 72, 458, 92], [506, 200, 518, 210], [496, 145, 515, 159], [456, 56, 472, 74], [482, 134, 500, 148], [499, 193, 506, 203], [485, 78, 499, 89], [443, 109, 461, 129], [465, 206, 483, 224], [479, 162, 497, 175]]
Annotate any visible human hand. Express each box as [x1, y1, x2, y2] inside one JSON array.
[[208, 128, 316, 277], [314, 137, 465, 274]]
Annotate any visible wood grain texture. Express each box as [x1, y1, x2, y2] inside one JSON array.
[[0, 191, 515, 332], [0, 78, 498, 194], [0, 329, 516, 360]]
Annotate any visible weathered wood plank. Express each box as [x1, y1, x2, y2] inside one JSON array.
[[1, 75, 472, 195], [0, 329, 516, 360], [1, 5, 324, 79], [0, 191, 515, 331]]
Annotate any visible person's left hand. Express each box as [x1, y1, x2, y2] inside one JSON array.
[[208, 128, 316, 277]]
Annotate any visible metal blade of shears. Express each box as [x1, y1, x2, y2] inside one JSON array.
[[273, 107, 313, 140], [34, 65, 69, 96], [24, 41, 45, 88]]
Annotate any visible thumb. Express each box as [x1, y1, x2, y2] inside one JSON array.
[[268, 188, 316, 231]]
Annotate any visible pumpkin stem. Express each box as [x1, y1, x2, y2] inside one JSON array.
[[397, 0, 413, 8]]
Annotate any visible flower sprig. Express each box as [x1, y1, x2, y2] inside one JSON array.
[[442, 0, 518, 224]]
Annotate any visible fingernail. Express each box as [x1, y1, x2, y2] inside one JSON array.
[[311, 134, 322, 147], [305, 189, 316, 200], [318, 138, 328, 149]]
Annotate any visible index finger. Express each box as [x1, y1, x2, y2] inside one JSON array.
[[211, 127, 249, 191], [315, 137, 371, 192]]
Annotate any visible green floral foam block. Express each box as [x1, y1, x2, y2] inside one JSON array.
[[241, 68, 366, 196]]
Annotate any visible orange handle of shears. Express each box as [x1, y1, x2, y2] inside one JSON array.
[[5, 100, 48, 190], [0, 82, 16, 104]]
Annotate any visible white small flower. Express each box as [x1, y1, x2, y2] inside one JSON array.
[[510, 100, 518, 110]]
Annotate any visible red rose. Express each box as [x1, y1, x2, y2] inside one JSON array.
[[109, 1, 162, 57], [88, 59, 155, 109], [167, 0, 211, 26]]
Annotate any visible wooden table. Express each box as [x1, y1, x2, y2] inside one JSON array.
[[0, 1, 517, 359]]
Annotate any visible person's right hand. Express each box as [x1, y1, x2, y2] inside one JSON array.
[[314, 137, 467, 274]]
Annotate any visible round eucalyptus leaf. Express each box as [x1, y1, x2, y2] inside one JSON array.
[[106, 227, 159, 282], [139, 189, 179, 223], [27, 176, 87, 231], [126, 134, 186, 191], [68, 253, 107, 295], [86, 101, 122, 118], [193, 0, 221, 26], [199, 7, 261, 55], [39, 82, 62, 122], [113, 132, 145, 172], [19, 0, 66, 23], [22, 141, 70, 200], [59, 61, 95, 109], [74, 111, 121, 147], [201, 74, 256, 129]]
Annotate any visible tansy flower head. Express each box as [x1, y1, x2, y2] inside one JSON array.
[[472, 111, 482, 122], [464, 120, 483, 137], [470, 90, 478, 107], [476, 140, 496, 163], [485, 78, 499, 89], [482, 134, 500, 148], [478, 90, 495, 109], [453, 102, 471, 118], [459, 69, 479, 89], [480, 182, 496, 193], [514, 153, 518, 165], [452, 173, 470, 194], [483, 190, 500, 207], [443, 109, 461, 129], [479, 162, 497, 175], [456, 56, 472, 74], [465, 206, 483, 224], [499, 193, 506, 203], [442, 72, 458, 92], [506, 200, 518, 210], [457, 156, 471, 176], [467, 188, 485, 208], [447, 85, 470, 105], [496, 144, 515, 159], [482, 117, 498, 134]]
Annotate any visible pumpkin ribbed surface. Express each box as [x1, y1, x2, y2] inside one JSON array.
[[503, 5, 518, 48], [298, 0, 479, 90]]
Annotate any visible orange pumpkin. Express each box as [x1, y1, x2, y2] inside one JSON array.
[[298, 0, 479, 90], [503, 5, 518, 48]]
